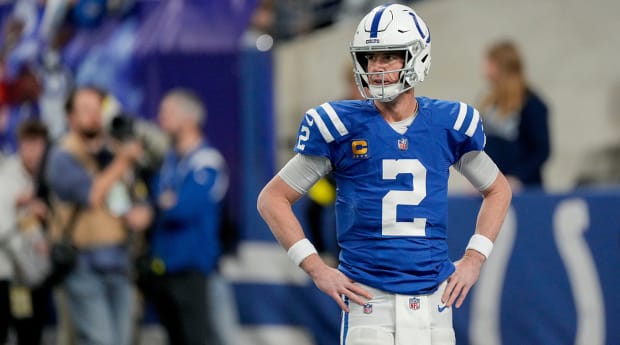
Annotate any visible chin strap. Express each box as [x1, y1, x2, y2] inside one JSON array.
[[369, 83, 404, 102]]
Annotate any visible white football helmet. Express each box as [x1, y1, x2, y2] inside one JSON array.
[[350, 4, 432, 102]]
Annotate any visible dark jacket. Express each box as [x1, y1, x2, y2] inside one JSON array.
[[485, 90, 550, 187]]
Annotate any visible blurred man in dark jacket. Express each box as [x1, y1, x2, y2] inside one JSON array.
[[147, 89, 230, 345]]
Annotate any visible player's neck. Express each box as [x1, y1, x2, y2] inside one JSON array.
[[374, 91, 418, 123]]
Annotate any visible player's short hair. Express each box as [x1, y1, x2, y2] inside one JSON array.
[[164, 88, 207, 125], [17, 119, 48, 141], [64, 86, 106, 117]]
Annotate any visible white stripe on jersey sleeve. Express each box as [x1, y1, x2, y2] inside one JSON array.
[[188, 148, 225, 171], [187, 148, 229, 201], [320, 103, 349, 136], [453, 102, 468, 131], [465, 108, 480, 137], [306, 108, 335, 143]]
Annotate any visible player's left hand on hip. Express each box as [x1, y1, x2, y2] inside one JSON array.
[[442, 249, 485, 308]]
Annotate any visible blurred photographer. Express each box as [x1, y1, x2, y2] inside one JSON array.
[[46, 86, 149, 345]]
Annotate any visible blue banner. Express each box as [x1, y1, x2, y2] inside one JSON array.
[[448, 189, 620, 345]]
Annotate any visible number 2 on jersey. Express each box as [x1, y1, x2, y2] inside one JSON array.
[[382, 159, 427, 237], [296, 126, 310, 151]]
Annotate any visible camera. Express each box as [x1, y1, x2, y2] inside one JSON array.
[[106, 113, 168, 175], [109, 114, 136, 143]]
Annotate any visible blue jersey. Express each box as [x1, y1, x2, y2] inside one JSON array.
[[294, 97, 485, 295], [152, 142, 228, 275]]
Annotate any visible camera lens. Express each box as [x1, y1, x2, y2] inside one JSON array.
[[110, 115, 135, 141]]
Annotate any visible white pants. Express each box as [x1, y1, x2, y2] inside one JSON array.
[[341, 281, 455, 345]]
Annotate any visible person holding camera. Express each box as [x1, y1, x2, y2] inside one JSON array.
[[46, 86, 150, 345]]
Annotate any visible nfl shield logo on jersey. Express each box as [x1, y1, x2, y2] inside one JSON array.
[[398, 138, 408, 151], [409, 297, 420, 310], [363, 303, 373, 314]]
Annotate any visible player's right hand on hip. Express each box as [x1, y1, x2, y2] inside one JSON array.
[[302, 254, 372, 312]]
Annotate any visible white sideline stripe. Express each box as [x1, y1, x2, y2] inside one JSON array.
[[320, 103, 349, 136], [220, 242, 312, 285], [453, 102, 468, 131], [306, 108, 335, 143], [238, 326, 314, 345], [465, 109, 480, 137]]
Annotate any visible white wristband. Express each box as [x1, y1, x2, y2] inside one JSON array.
[[466, 234, 494, 259], [287, 239, 318, 267]]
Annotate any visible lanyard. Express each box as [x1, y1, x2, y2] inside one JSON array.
[[158, 143, 203, 194]]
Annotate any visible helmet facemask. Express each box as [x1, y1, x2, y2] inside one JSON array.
[[351, 40, 430, 103]]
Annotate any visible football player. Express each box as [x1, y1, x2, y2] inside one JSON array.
[[257, 4, 512, 345]]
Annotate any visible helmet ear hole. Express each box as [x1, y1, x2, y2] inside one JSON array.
[[421, 54, 429, 63]]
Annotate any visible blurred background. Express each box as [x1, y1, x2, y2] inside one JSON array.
[[0, 0, 618, 344]]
